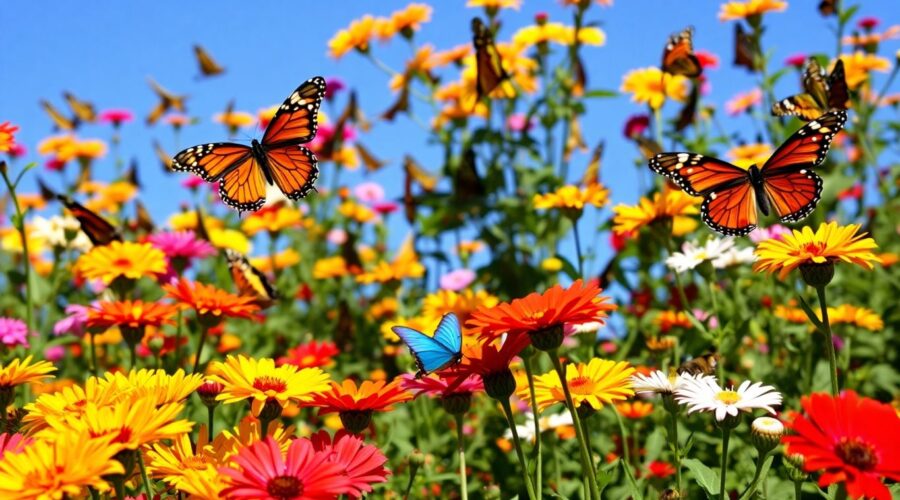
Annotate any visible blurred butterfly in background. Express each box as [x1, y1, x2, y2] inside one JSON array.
[[454, 149, 486, 203], [649, 110, 847, 236], [772, 59, 847, 120], [225, 249, 279, 308], [662, 27, 702, 78], [582, 141, 604, 187], [64, 92, 96, 124], [40, 100, 77, 131], [194, 44, 225, 78], [171, 77, 325, 212], [675, 82, 700, 132], [153, 140, 175, 173], [355, 142, 387, 173], [392, 313, 463, 378], [677, 351, 719, 376], [131, 200, 155, 234], [56, 194, 122, 246], [733, 24, 758, 72], [471, 17, 510, 103], [818, 0, 836, 16], [147, 78, 188, 125]]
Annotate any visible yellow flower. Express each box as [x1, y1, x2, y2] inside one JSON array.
[[621, 67, 688, 109], [328, 15, 378, 59], [0, 226, 46, 255], [612, 189, 700, 236], [390, 3, 432, 36], [146, 431, 221, 490], [74, 241, 167, 284], [774, 304, 808, 324], [22, 377, 123, 433], [249, 248, 301, 272], [533, 184, 610, 213], [837, 52, 891, 89], [467, 0, 521, 9], [168, 211, 224, 232], [430, 44, 472, 67], [754, 222, 879, 280], [390, 45, 437, 91], [422, 289, 500, 326], [0, 431, 124, 498], [213, 109, 255, 130], [541, 257, 564, 272], [381, 315, 440, 343], [83, 181, 138, 214], [513, 23, 606, 49], [213, 416, 295, 461], [356, 235, 425, 284], [313, 256, 350, 279], [207, 355, 331, 416], [719, 0, 787, 21], [827, 304, 883, 331], [369, 297, 399, 320], [99, 368, 203, 407], [241, 205, 304, 235], [208, 227, 252, 254], [457, 240, 485, 256], [339, 200, 377, 223], [0, 356, 56, 390], [178, 467, 227, 499], [727, 143, 773, 169], [37, 135, 107, 162], [522, 359, 635, 412]]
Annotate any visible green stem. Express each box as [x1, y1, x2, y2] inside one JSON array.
[[192, 324, 210, 374], [500, 399, 538, 500], [138, 452, 154, 500], [738, 452, 773, 500], [612, 407, 631, 467], [571, 216, 584, 277], [402, 460, 420, 500], [207, 406, 215, 442], [548, 352, 599, 500], [667, 403, 683, 495], [174, 310, 184, 368], [652, 106, 664, 154], [720, 427, 732, 499], [0, 167, 34, 336], [90, 333, 99, 377], [793, 480, 802, 499], [815, 286, 840, 395], [454, 413, 469, 500], [524, 356, 543, 496]]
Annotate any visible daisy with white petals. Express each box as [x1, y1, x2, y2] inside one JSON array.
[[630, 370, 713, 396], [675, 376, 782, 422], [666, 237, 736, 273]]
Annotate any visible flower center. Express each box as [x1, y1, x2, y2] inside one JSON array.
[[835, 437, 878, 471], [253, 376, 287, 396], [801, 242, 827, 256], [568, 376, 596, 396], [266, 474, 304, 499], [112, 257, 133, 269], [111, 427, 133, 445], [716, 390, 741, 405]]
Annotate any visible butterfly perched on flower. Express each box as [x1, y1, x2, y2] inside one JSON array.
[[649, 110, 847, 236], [471, 17, 510, 103], [171, 77, 325, 212], [772, 59, 847, 120], [56, 194, 122, 246], [662, 27, 702, 78], [193, 44, 225, 78], [392, 313, 463, 378], [225, 249, 279, 308]]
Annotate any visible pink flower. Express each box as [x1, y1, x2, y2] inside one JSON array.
[[0, 433, 30, 459], [98, 109, 134, 126], [600, 341, 617, 354], [372, 201, 399, 215], [43, 345, 65, 362], [748, 224, 790, 243], [310, 123, 356, 151], [725, 88, 763, 116], [858, 16, 879, 30], [692, 309, 719, 329], [310, 430, 391, 498], [402, 373, 484, 397], [439, 269, 476, 291], [325, 77, 346, 101], [181, 176, 205, 190], [53, 304, 90, 337], [506, 113, 535, 132], [327, 228, 348, 245], [695, 50, 720, 70], [148, 231, 216, 261], [785, 53, 808, 68], [353, 182, 385, 203], [0, 318, 29, 347], [6, 143, 27, 158], [623, 114, 650, 139]]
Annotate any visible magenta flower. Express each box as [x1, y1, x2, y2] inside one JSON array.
[[353, 182, 385, 204], [402, 373, 484, 398], [439, 269, 476, 291], [53, 304, 90, 337], [181, 176, 205, 190], [6, 143, 26, 158], [98, 109, 134, 127], [45, 157, 66, 171], [43, 345, 65, 362], [784, 53, 808, 68], [149, 231, 216, 261], [623, 114, 650, 139], [372, 201, 399, 215], [311, 123, 356, 151], [0, 433, 30, 459], [506, 113, 535, 132], [748, 224, 790, 244], [325, 77, 346, 100], [0, 318, 29, 348]]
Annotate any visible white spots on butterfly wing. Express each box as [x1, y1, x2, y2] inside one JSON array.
[[709, 192, 717, 200], [677, 153, 690, 163], [809, 120, 821, 130]]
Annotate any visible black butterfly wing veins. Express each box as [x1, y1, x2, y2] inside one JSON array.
[[56, 194, 123, 246], [773, 59, 848, 120]]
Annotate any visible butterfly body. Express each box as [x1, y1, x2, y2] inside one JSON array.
[[650, 110, 846, 236], [662, 27, 702, 78], [392, 313, 463, 378]]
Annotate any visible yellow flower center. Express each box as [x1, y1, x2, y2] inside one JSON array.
[[716, 390, 741, 405], [569, 376, 596, 395]]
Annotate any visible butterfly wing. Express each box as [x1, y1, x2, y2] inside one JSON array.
[[662, 27, 702, 77], [57, 195, 122, 246], [772, 59, 828, 120], [404, 155, 438, 192], [391, 326, 459, 375], [734, 24, 757, 72], [225, 249, 279, 308], [194, 45, 225, 77], [40, 100, 75, 131], [471, 17, 510, 101], [154, 140, 175, 173], [172, 143, 266, 211], [827, 60, 849, 110], [64, 92, 96, 123], [701, 181, 760, 236], [432, 313, 463, 354], [262, 145, 319, 201], [675, 82, 699, 131], [261, 77, 326, 147], [356, 142, 387, 172], [218, 155, 267, 212]]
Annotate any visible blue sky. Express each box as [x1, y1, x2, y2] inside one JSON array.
[[3, 0, 898, 276]]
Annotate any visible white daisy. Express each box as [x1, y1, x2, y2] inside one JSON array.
[[30, 215, 92, 252], [711, 246, 756, 269], [665, 237, 736, 273], [505, 411, 574, 442], [675, 377, 782, 422], [630, 370, 714, 396]]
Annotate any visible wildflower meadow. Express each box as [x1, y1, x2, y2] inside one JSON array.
[[2, 0, 900, 498]]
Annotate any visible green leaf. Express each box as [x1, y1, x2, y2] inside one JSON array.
[[839, 4, 860, 24], [796, 294, 826, 332], [583, 89, 618, 99], [619, 459, 644, 500], [683, 458, 719, 498]]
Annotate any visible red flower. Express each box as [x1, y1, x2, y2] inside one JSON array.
[[695, 50, 720, 70], [837, 184, 864, 201], [783, 391, 900, 500], [857, 16, 879, 30], [784, 53, 808, 68], [645, 460, 677, 479], [623, 115, 650, 139], [220, 436, 353, 499], [402, 372, 484, 398], [310, 430, 390, 498], [278, 340, 341, 369]]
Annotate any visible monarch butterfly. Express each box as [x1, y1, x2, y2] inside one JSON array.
[[677, 351, 719, 376], [171, 77, 325, 212], [649, 110, 847, 236], [153, 140, 175, 173], [56, 194, 122, 246], [583, 141, 604, 187], [471, 17, 510, 103], [225, 249, 279, 308], [392, 313, 463, 378], [40, 100, 76, 131], [147, 78, 188, 125], [193, 44, 225, 78], [64, 92, 96, 124], [733, 23, 758, 72], [662, 27, 702, 78], [772, 59, 847, 120], [355, 142, 387, 172]]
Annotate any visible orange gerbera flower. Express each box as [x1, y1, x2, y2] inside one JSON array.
[[74, 241, 167, 284], [163, 278, 260, 325], [0, 122, 19, 152], [390, 3, 432, 37], [655, 310, 693, 333], [307, 379, 412, 433], [467, 279, 617, 350], [86, 300, 178, 331], [616, 401, 655, 419]]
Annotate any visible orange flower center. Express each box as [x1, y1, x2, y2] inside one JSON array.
[[253, 376, 287, 396], [835, 437, 878, 471], [716, 390, 741, 405], [267, 475, 303, 498], [569, 376, 596, 395], [801, 242, 827, 256], [111, 427, 133, 445], [112, 257, 134, 270]]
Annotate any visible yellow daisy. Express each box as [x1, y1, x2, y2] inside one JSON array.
[[533, 184, 610, 216], [74, 241, 167, 284], [612, 189, 700, 236], [754, 222, 879, 281], [837, 52, 891, 89], [522, 359, 635, 412], [621, 67, 688, 110], [719, 0, 787, 21]]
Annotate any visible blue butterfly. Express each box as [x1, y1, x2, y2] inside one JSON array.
[[391, 313, 463, 378]]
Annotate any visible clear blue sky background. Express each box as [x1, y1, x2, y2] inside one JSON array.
[[2, 1, 898, 277]]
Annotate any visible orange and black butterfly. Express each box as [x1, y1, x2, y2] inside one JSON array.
[[733, 24, 758, 72], [471, 17, 510, 102], [772, 59, 847, 121], [147, 78, 188, 125], [225, 249, 279, 308], [662, 27, 702, 78], [583, 141, 604, 187], [154, 140, 175, 173], [649, 110, 847, 236], [171, 77, 325, 212], [57, 194, 122, 246], [40, 100, 76, 131], [194, 45, 225, 78], [64, 92, 96, 124]]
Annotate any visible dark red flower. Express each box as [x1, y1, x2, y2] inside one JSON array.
[[623, 115, 650, 139], [785, 54, 808, 69], [857, 16, 879, 30]]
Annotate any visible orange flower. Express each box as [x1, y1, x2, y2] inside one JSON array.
[[430, 45, 472, 67], [277, 340, 341, 369], [74, 241, 167, 284], [163, 279, 260, 324], [468, 280, 617, 348], [616, 401, 655, 419], [0, 122, 19, 152], [86, 300, 178, 330], [307, 379, 412, 433], [328, 15, 379, 59], [390, 3, 432, 37], [241, 204, 304, 236], [654, 310, 693, 333]]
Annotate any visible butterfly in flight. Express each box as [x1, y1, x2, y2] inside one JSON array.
[[649, 110, 847, 236], [471, 17, 510, 103], [171, 77, 325, 212], [225, 249, 279, 308], [194, 44, 225, 78], [662, 27, 702, 78], [392, 313, 463, 378], [733, 24, 758, 72], [147, 78, 188, 125], [56, 194, 122, 246], [772, 59, 847, 120]]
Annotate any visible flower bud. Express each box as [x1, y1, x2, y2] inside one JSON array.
[[408, 448, 426, 467], [750, 416, 784, 455], [783, 453, 809, 482], [441, 392, 472, 416], [799, 262, 834, 288], [196, 380, 224, 409], [483, 369, 517, 401]]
